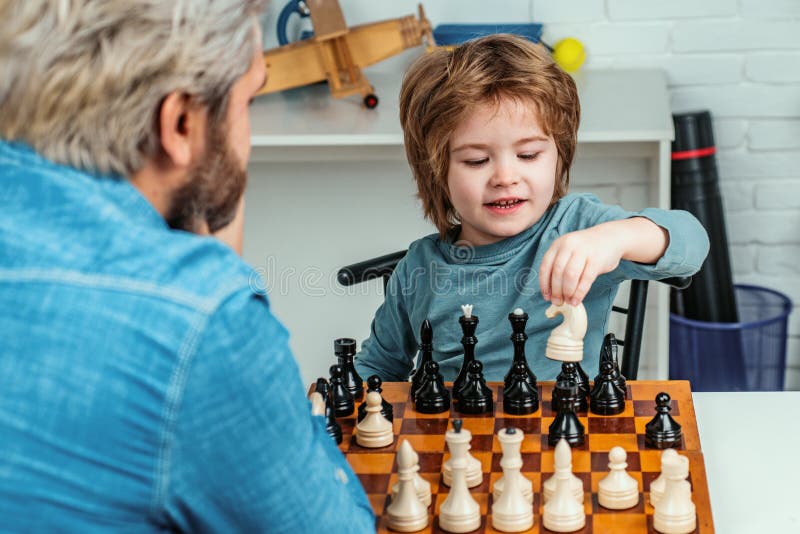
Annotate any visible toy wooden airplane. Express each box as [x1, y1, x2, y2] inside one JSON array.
[[257, 0, 435, 108]]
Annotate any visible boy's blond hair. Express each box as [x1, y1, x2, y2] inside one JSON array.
[[400, 34, 580, 238]]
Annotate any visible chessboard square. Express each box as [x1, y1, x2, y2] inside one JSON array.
[[633, 398, 680, 417], [359, 473, 392, 494], [587, 433, 639, 452], [390, 402, 406, 419], [368, 493, 389, 516], [471, 434, 494, 452], [460, 418, 496, 436], [588, 416, 636, 434], [493, 417, 541, 436], [591, 511, 648, 531], [401, 434, 445, 454], [638, 449, 665, 472], [490, 452, 542, 472], [414, 452, 445, 474], [473, 451, 494, 473], [590, 470, 643, 493], [590, 451, 641, 472], [401, 418, 450, 435], [346, 452, 396, 474]]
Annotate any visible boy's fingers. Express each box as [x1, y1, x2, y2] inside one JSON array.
[[571, 267, 597, 305], [549, 250, 573, 306], [561, 256, 586, 304], [539, 247, 556, 299]]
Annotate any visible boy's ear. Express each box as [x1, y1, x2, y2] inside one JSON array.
[[158, 91, 208, 169]]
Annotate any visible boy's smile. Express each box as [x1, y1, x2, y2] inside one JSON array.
[[447, 97, 559, 246]]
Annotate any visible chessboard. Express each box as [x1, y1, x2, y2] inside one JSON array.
[[335, 380, 714, 534]]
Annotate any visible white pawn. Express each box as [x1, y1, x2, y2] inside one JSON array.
[[492, 428, 533, 504], [439, 424, 481, 533], [392, 443, 432, 507], [653, 453, 696, 534], [650, 448, 680, 507], [442, 427, 482, 489], [309, 391, 325, 416], [543, 438, 584, 504], [356, 391, 393, 448], [491, 428, 534, 532], [543, 440, 586, 532], [386, 440, 429, 532], [598, 446, 639, 509]]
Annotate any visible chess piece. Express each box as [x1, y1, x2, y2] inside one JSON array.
[[503, 308, 537, 391], [544, 302, 587, 362], [543, 438, 584, 504], [502, 361, 539, 415], [542, 441, 586, 532], [329, 364, 355, 418], [309, 391, 325, 416], [335, 337, 363, 400], [455, 360, 493, 414], [598, 446, 639, 509], [452, 304, 478, 400], [386, 440, 430, 532], [653, 453, 696, 534], [548, 382, 585, 447], [315, 378, 342, 444], [645, 392, 683, 449], [410, 319, 433, 400], [439, 420, 481, 533], [596, 333, 626, 398], [650, 448, 680, 507], [554, 363, 588, 412], [492, 427, 533, 504], [356, 391, 394, 448], [590, 361, 626, 415], [491, 427, 534, 532], [414, 361, 450, 414], [358, 375, 393, 423], [392, 441, 432, 507], [442, 420, 483, 488]]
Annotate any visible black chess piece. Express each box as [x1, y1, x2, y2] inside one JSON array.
[[358, 375, 394, 423], [452, 311, 479, 400], [329, 364, 354, 418], [315, 378, 342, 444], [596, 333, 627, 398], [645, 392, 683, 449], [335, 338, 363, 401], [589, 361, 626, 415], [503, 309, 537, 391], [554, 363, 588, 413], [502, 360, 539, 415], [414, 361, 451, 414], [455, 360, 493, 414], [548, 381, 585, 447], [574, 361, 591, 397], [410, 319, 434, 400]]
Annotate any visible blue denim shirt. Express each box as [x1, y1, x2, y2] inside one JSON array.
[[0, 141, 374, 533]]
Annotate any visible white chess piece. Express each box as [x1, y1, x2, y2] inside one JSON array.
[[650, 448, 680, 506], [391, 442, 432, 506], [386, 440, 430, 532], [309, 391, 325, 416], [653, 453, 696, 534], [439, 425, 481, 533], [598, 446, 640, 509], [543, 439, 584, 504], [442, 426, 482, 489], [492, 428, 533, 503], [544, 302, 587, 362], [355, 391, 393, 448], [543, 439, 586, 532], [491, 428, 534, 532]]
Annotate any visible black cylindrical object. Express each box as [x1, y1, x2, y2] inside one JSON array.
[[671, 111, 738, 322]]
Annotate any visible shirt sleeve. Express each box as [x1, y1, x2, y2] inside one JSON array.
[[163, 290, 375, 533], [557, 194, 710, 285], [354, 260, 418, 382]]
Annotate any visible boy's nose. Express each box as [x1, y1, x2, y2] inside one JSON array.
[[490, 165, 520, 187]]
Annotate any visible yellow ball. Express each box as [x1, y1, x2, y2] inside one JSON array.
[[552, 37, 586, 73]]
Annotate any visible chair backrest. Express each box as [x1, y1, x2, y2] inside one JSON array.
[[337, 251, 689, 380]]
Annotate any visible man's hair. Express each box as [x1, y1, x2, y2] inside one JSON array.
[[399, 34, 580, 238], [0, 0, 267, 177]]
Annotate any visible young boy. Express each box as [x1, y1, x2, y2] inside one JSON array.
[[354, 34, 709, 383]]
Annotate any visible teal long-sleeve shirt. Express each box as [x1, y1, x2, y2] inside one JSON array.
[[354, 193, 710, 383]]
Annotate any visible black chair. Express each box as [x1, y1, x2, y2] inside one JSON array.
[[337, 251, 690, 380]]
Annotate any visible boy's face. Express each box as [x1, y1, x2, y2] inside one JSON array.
[[447, 97, 559, 246]]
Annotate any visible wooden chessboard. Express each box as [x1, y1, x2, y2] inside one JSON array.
[[336, 380, 714, 534]]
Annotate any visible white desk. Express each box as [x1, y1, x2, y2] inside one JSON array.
[[693, 392, 800, 533], [246, 68, 676, 384]]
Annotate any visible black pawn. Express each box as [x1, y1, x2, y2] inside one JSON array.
[[590, 361, 626, 415], [503, 309, 537, 391], [597, 333, 626, 398], [410, 319, 434, 400], [455, 360, 493, 414], [316, 378, 342, 444], [645, 392, 683, 449], [414, 361, 450, 414], [548, 381, 585, 447], [453, 312, 479, 400], [554, 363, 588, 413], [358, 375, 393, 423], [329, 364, 354, 418], [335, 338, 363, 401], [502, 360, 539, 415]]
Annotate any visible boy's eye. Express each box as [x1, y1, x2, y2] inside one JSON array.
[[519, 153, 540, 161], [464, 158, 489, 167]]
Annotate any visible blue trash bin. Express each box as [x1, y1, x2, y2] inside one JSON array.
[[669, 284, 793, 391]]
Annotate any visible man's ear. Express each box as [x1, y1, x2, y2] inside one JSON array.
[[158, 91, 207, 169]]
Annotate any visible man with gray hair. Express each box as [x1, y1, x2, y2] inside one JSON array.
[[0, 1, 374, 531]]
